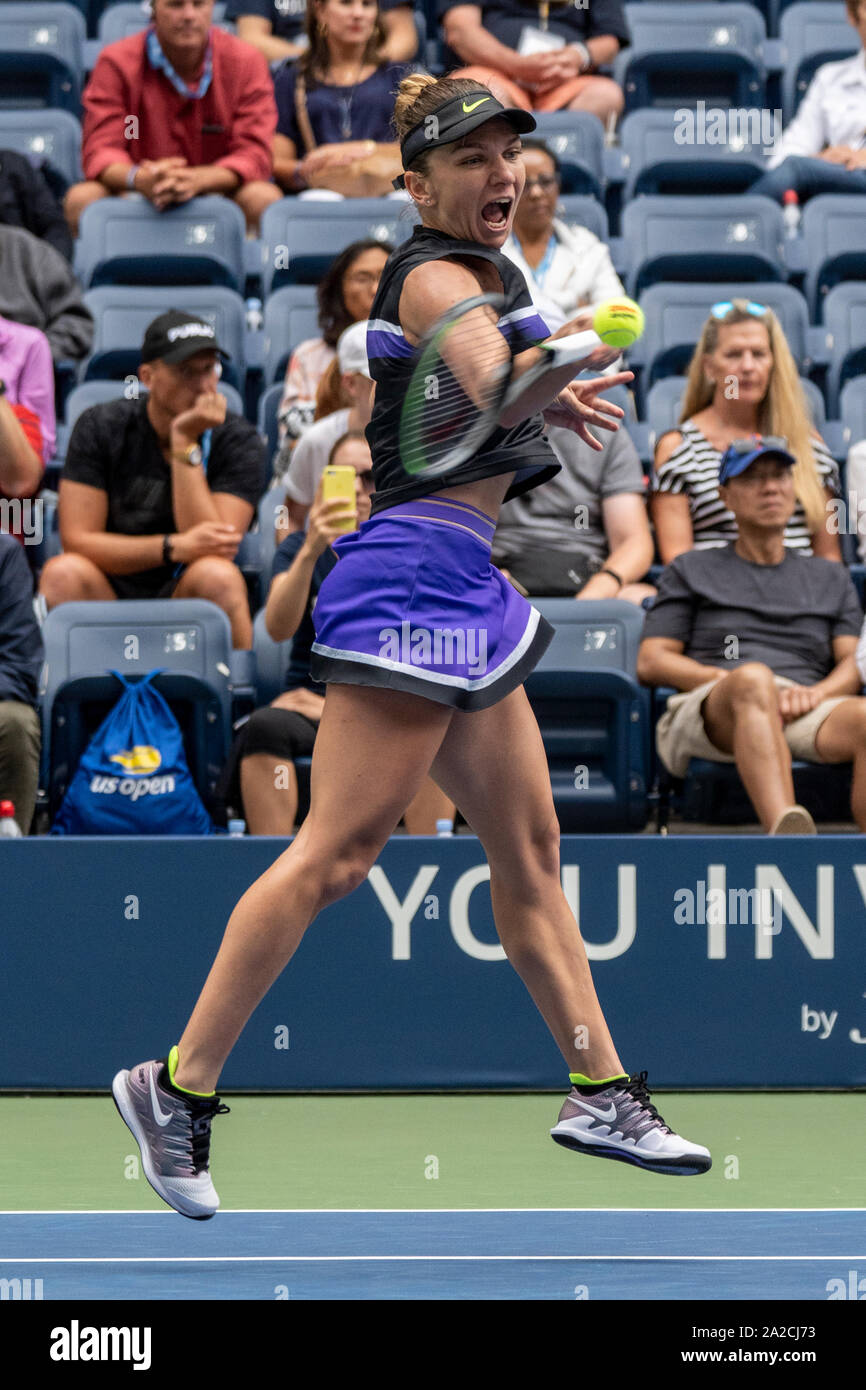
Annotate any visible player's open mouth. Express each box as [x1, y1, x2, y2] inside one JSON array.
[[481, 199, 512, 230]]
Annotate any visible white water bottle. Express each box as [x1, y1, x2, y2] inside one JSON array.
[[0, 800, 23, 837], [436, 818, 454, 837], [782, 189, 801, 239], [228, 818, 246, 837]]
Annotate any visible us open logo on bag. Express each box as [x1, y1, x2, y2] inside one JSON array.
[[91, 744, 176, 800]]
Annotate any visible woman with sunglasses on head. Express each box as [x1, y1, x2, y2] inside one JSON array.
[[651, 300, 842, 565]]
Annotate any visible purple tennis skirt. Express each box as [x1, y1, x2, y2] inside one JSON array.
[[310, 496, 554, 711]]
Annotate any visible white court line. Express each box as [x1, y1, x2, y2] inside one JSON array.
[[1, 1207, 864, 1215], [2, 1255, 865, 1264]]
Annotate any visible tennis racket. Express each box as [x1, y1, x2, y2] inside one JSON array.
[[398, 293, 612, 480]]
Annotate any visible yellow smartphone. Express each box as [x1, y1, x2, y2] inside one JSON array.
[[320, 465, 357, 533]]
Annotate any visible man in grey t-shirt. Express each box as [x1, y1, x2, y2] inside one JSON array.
[[638, 438, 866, 834], [492, 423, 655, 602]]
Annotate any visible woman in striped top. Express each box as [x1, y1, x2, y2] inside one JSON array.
[[651, 300, 841, 563]]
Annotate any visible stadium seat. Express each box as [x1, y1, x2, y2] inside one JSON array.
[[840, 376, 866, 456], [260, 198, 414, 294], [554, 193, 609, 246], [524, 598, 650, 832], [802, 196, 866, 323], [0, 108, 82, 185], [531, 112, 605, 199], [823, 283, 866, 415], [257, 382, 284, 467], [81, 286, 247, 388], [255, 483, 285, 574], [262, 285, 319, 384], [615, 3, 767, 113], [250, 606, 312, 822], [75, 196, 246, 289], [0, 2, 84, 113], [38, 599, 236, 820], [619, 108, 769, 200], [779, 2, 859, 120], [630, 282, 811, 398], [621, 196, 786, 297]]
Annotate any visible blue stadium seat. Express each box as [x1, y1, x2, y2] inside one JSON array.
[[255, 483, 285, 574], [554, 194, 609, 246], [262, 285, 320, 384], [257, 382, 284, 466], [619, 108, 769, 200], [81, 286, 247, 388], [840, 376, 866, 456], [631, 282, 810, 396], [75, 196, 246, 289], [0, 2, 84, 113], [616, 3, 767, 113], [779, 2, 859, 120], [622, 196, 786, 296], [252, 605, 291, 708], [38, 599, 236, 820], [823, 282, 866, 415], [0, 108, 82, 185], [260, 197, 413, 293], [524, 598, 650, 832], [802, 196, 866, 323], [531, 112, 605, 199]]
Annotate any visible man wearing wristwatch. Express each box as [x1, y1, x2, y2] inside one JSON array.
[[38, 311, 265, 648], [439, 0, 629, 123]]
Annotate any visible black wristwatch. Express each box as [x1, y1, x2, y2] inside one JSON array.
[[0, 378, 6, 397], [163, 534, 174, 565]]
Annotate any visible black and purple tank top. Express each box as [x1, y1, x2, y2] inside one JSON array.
[[365, 224, 561, 515]]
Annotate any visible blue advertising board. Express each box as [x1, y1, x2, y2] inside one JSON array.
[[2, 836, 866, 1089]]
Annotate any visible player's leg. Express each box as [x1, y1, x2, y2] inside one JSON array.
[[428, 685, 711, 1174], [171, 683, 453, 1094]]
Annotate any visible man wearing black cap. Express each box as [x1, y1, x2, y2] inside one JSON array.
[[638, 437, 866, 833], [39, 311, 265, 648]]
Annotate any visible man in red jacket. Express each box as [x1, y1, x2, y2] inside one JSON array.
[[66, 0, 281, 235]]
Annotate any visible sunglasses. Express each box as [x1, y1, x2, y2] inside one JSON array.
[[727, 434, 789, 455], [710, 301, 768, 320]]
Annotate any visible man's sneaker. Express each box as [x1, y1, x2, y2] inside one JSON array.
[[111, 1059, 230, 1219], [550, 1070, 711, 1176]]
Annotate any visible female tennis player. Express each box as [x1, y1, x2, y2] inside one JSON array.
[[112, 73, 711, 1219]]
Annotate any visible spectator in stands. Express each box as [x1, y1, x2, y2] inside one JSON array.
[[0, 226, 93, 364], [272, 0, 415, 195], [847, 435, 866, 562], [220, 429, 455, 832], [275, 320, 373, 534], [0, 316, 55, 546], [492, 422, 654, 602], [502, 140, 624, 324], [39, 311, 265, 649], [652, 300, 841, 564], [226, 0, 418, 65], [276, 237, 391, 446], [639, 439, 866, 835], [0, 149, 73, 261], [0, 533, 43, 834], [440, 0, 628, 124], [66, 0, 281, 235], [751, 0, 866, 205]]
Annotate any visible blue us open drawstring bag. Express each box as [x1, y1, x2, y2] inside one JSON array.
[[51, 670, 213, 835]]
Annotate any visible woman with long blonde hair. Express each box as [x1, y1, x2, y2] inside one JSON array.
[[651, 300, 841, 563]]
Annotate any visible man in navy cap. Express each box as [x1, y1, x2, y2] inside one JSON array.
[[638, 436, 866, 833], [39, 311, 265, 648]]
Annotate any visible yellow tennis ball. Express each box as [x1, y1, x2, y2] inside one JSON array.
[[593, 297, 645, 349]]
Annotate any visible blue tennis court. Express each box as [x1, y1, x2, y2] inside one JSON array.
[[2, 1209, 863, 1300]]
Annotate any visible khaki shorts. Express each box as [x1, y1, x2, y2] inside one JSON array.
[[656, 675, 850, 779]]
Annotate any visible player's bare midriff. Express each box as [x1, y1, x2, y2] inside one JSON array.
[[436, 471, 515, 522]]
